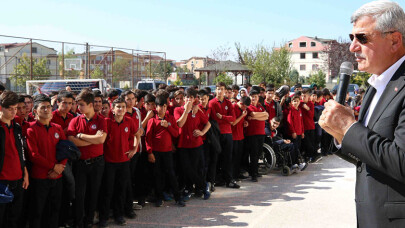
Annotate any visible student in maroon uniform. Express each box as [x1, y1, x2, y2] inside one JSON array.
[[209, 82, 239, 188], [0, 91, 29, 228], [226, 87, 233, 99], [70, 91, 79, 117], [231, 96, 250, 181], [121, 90, 143, 216], [245, 89, 268, 182], [107, 89, 120, 108], [197, 89, 217, 191], [99, 98, 137, 227], [67, 89, 107, 228], [146, 95, 186, 207], [173, 90, 185, 108], [101, 100, 111, 118], [300, 88, 321, 163], [26, 94, 67, 228], [174, 88, 211, 199], [15, 96, 29, 136], [264, 86, 278, 121], [135, 92, 155, 207], [287, 94, 307, 171], [93, 91, 103, 115], [231, 85, 240, 101], [51, 91, 74, 135], [22, 95, 35, 122]]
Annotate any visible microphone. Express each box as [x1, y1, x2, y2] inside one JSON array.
[[335, 62, 354, 105]]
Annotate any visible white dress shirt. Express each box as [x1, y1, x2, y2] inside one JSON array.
[[335, 55, 405, 148]]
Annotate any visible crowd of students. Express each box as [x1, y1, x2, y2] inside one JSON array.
[[0, 81, 366, 228]]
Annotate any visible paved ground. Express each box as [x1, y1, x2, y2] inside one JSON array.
[[111, 155, 356, 228]]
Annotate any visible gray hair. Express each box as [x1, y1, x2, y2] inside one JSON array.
[[351, 0, 405, 46]]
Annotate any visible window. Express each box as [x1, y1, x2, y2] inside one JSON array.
[[31, 47, 37, 53], [311, 42, 316, 47], [300, 64, 306, 71], [299, 42, 306, 47], [312, 52, 319, 59], [0, 47, 4, 52], [312, 64, 319, 71], [288, 43, 293, 48], [300, 53, 306, 59], [47, 60, 51, 65], [96, 56, 103, 61]]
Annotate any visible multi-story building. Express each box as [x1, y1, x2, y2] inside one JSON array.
[[286, 36, 335, 81], [181, 56, 216, 79], [0, 42, 58, 86]]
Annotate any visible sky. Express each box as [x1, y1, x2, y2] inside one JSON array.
[[0, 0, 384, 61]]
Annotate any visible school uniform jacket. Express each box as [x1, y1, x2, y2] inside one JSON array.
[[338, 60, 405, 227]]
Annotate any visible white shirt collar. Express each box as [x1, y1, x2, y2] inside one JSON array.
[[367, 55, 405, 92]]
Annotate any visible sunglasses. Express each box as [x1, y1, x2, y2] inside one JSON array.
[[349, 31, 396, 44]]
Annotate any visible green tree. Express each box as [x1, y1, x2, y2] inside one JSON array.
[[307, 70, 326, 88], [90, 66, 104, 79], [111, 58, 131, 82], [148, 61, 173, 81], [213, 72, 233, 86], [351, 71, 371, 88], [236, 43, 292, 86], [289, 69, 299, 84], [173, 76, 183, 86], [11, 53, 52, 87]]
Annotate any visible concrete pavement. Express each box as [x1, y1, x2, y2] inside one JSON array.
[[111, 155, 356, 228]]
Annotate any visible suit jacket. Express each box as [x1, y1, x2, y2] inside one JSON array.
[[338, 60, 405, 227]]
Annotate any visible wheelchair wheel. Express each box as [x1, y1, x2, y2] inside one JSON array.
[[281, 166, 291, 176], [262, 143, 276, 173]]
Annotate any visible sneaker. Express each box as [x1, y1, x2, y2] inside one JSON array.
[[299, 162, 308, 171], [163, 192, 173, 201], [175, 200, 186, 207], [182, 190, 192, 201], [98, 220, 108, 228], [114, 217, 127, 226], [138, 199, 145, 207], [311, 155, 323, 163], [203, 190, 211, 200], [291, 164, 299, 170], [251, 176, 258, 182], [155, 200, 164, 207], [133, 204, 142, 210], [207, 182, 212, 193], [226, 181, 240, 189], [125, 209, 137, 219]]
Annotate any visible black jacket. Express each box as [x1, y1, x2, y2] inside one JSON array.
[[338, 60, 405, 227], [0, 120, 25, 176]]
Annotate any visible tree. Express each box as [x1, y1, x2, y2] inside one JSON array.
[[307, 70, 326, 88], [11, 53, 51, 87], [351, 71, 371, 88], [323, 38, 357, 79], [111, 58, 131, 83], [173, 76, 183, 86], [90, 66, 104, 79], [213, 72, 233, 86], [148, 61, 173, 81], [236, 43, 292, 86], [289, 69, 299, 83]]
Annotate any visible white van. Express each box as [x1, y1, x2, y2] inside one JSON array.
[[136, 79, 165, 90]]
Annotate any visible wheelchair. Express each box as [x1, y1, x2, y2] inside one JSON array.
[[259, 135, 298, 176]]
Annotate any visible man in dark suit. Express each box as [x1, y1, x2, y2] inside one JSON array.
[[319, 1, 405, 227]]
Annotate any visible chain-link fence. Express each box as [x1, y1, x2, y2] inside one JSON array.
[[0, 34, 167, 93]]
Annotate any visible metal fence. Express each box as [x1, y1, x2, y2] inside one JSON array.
[[0, 34, 167, 92]]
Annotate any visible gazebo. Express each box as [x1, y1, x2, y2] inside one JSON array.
[[194, 60, 252, 85]]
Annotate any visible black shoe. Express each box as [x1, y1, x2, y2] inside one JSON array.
[[226, 181, 240, 189], [175, 200, 186, 207], [256, 173, 262, 178], [238, 174, 249, 179], [251, 176, 258, 182], [155, 200, 164, 207], [311, 155, 323, 163], [98, 220, 108, 228], [125, 209, 137, 219], [114, 216, 127, 226]]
